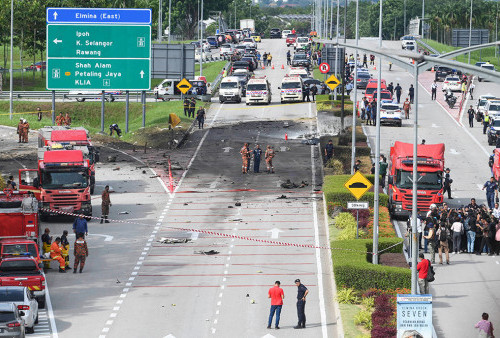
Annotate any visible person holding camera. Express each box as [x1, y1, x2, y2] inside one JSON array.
[[482, 177, 499, 210]]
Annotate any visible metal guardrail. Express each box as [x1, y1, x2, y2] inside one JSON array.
[[416, 39, 440, 55], [0, 91, 154, 100]]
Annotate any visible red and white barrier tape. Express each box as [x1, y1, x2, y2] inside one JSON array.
[[41, 208, 402, 255]]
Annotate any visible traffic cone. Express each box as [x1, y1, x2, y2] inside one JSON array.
[[281, 64, 284, 69], [272, 64, 275, 70], [285, 133, 288, 140], [373, 65, 376, 70], [431, 66, 435, 72], [262, 64, 265, 69]]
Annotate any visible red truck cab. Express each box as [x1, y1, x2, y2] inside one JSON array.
[[0, 190, 38, 241], [388, 141, 445, 217], [0, 257, 46, 308], [0, 239, 40, 265], [19, 149, 92, 219], [286, 34, 297, 47]]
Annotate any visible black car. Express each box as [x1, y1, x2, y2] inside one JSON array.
[[291, 54, 311, 69], [231, 61, 251, 72], [434, 66, 463, 82], [270, 28, 281, 39], [487, 118, 500, 145], [355, 71, 371, 89], [241, 57, 257, 71]]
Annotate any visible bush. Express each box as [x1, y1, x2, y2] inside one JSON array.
[[326, 159, 344, 174], [338, 226, 357, 240], [371, 326, 397, 338], [354, 309, 373, 330], [334, 212, 356, 229], [336, 287, 360, 304], [331, 239, 410, 291], [323, 175, 389, 208], [361, 296, 375, 310], [338, 131, 367, 145], [0, 175, 5, 190]]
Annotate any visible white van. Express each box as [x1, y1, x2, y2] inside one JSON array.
[[219, 76, 243, 103], [401, 35, 415, 49], [246, 76, 271, 105], [289, 67, 309, 79], [294, 37, 310, 50], [279, 75, 303, 103]]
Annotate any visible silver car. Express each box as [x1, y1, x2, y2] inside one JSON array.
[[0, 287, 37, 334], [0, 303, 25, 337]]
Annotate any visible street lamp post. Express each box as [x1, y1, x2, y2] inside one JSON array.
[[350, 0, 359, 174], [200, 0, 204, 76], [158, 0, 163, 42], [9, 0, 13, 120], [421, 0, 425, 39], [168, 0, 171, 43], [404, 0, 407, 36], [334, 0, 340, 101], [373, 0, 382, 266], [468, 0, 473, 64]]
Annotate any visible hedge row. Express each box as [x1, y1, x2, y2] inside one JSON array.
[[323, 174, 389, 208], [332, 238, 410, 291]]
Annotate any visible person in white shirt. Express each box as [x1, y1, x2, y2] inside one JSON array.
[[469, 82, 475, 100], [431, 81, 438, 100], [450, 218, 464, 254], [493, 202, 500, 219]]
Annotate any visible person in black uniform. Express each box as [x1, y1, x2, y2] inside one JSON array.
[[394, 83, 402, 104], [324, 140, 334, 164], [294, 279, 309, 329], [183, 98, 190, 116], [303, 85, 310, 102], [310, 84, 318, 102], [286, 50, 291, 65], [408, 84, 415, 104], [467, 105, 475, 128], [443, 168, 453, 199]]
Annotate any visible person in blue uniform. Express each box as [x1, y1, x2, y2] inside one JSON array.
[[253, 145, 263, 173], [294, 279, 309, 329]]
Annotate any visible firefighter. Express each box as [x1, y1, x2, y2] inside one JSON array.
[[36, 107, 42, 121], [55, 112, 64, 126], [183, 97, 190, 116], [240, 143, 249, 174], [21, 119, 30, 143], [64, 113, 71, 126], [17, 118, 23, 143], [60, 230, 71, 270], [265, 145, 275, 174], [50, 237, 66, 273], [73, 234, 88, 273], [101, 185, 112, 223], [41, 228, 52, 269]]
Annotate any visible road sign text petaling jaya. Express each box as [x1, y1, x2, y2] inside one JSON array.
[[46, 8, 151, 91]]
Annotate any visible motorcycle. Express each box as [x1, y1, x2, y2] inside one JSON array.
[[443, 90, 457, 108]]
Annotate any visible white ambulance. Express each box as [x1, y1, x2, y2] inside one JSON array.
[[245, 76, 272, 105], [288, 67, 309, 79], [279, 75, 303, 103], [219, 76, 243, 103]]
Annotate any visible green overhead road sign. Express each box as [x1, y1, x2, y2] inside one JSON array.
[[47, 59, 150, 90], [47, 25, 151, 59], [46, 10, 151, 91]]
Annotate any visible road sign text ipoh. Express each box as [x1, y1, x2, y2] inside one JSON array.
[[46, 8, 151, 91]]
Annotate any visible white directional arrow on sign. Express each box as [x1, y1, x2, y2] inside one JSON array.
[[53, 11, 58, 20], [188, 231, 199, 241], [266, 228, 283, 239], [53, 38, 62, 44], [140, 70, 145, 79], [222, 147, 234, 153]]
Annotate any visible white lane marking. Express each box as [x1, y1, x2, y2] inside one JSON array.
[[211, 328, 216, 334], [106, 320, 113, 325], [496, 261, 499, 264], [217, 301, 221, 306], [44, 281, 58, 338], [189, 231, 199, 241], [432, 123, 440, 128], [449, 149, 460, 155], [68, 233, 113, 241], [311, 106, 328, 338]]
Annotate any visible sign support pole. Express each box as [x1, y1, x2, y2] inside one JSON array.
[[142, 91, 146, 128], [125, 90, 130, 133], [51, 91, 55, 125], [101, 91, 105, 133], [356, 209, 359, 239]]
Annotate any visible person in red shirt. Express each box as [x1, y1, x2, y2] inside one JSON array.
[[417, 253, 430, 294], [267, 281, 284, 329]]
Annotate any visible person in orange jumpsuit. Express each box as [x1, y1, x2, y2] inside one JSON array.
[[55, 112, 64, 126], [240, 143, 249, 174], [265, 145, 275, 174], [16, 118, 23, 143], [21, 119, 29, 143], [64, 113, 71, 126], [50, 237, 66, 273]]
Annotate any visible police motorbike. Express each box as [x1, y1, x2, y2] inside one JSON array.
[[443, 89, 457, 108]]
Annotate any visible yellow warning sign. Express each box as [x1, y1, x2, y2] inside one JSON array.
[[325, 74, 341, 91], [344, 171, 373, 200], [169, 113, 181, 128], [176, 78, 192, 94]]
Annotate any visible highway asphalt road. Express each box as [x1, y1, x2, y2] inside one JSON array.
[[0, 38, 337, 337], [345, 38, 500, 338]]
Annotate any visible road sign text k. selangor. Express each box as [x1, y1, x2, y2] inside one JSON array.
[[46, 8, 151, 91]]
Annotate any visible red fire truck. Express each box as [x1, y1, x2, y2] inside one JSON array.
[[388, 141, 445, 217], [0, 190, 39, 241], [19, 149, 92, 220], [38, 127, 99, 194]]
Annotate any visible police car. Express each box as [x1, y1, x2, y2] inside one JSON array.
[[379, 102, 403, 127], [487, 117, 500, 145]]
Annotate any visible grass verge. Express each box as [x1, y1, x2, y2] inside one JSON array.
[[421, 39, 500, 68]]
